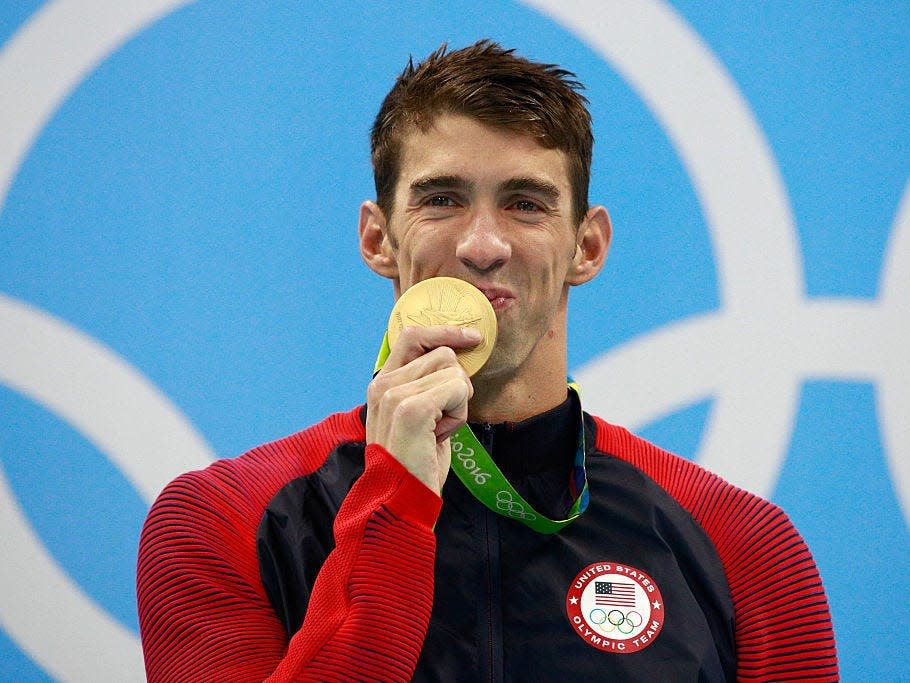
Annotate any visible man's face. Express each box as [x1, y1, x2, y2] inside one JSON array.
[[380, 114, 583, 381]]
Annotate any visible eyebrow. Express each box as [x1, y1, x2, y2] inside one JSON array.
[[500, 177, 561, 204], [409, 175, 561, 204], [409, 175, 474, 195]]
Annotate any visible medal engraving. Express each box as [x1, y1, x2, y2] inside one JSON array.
[[387, 277, 497, 376]]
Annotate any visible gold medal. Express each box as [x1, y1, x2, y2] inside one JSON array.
[[387, 277, 498, 376]]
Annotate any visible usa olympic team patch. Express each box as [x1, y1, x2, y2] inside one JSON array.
[[565, 561, 665, 654]]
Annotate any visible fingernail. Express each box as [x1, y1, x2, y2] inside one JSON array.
[[462, 328, 482, 342]]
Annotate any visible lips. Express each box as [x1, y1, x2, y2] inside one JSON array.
[[476, 285, 514, 312]]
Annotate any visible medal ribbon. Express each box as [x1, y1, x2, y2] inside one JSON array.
[[373, 333, 589, 533]]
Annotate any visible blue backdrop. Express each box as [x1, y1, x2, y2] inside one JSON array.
[[1, 1, 908, 680]]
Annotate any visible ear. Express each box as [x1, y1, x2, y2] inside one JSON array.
[[566, 205, 612, 286], [358, 200, 399, 280]]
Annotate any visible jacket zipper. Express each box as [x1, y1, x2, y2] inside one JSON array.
[[479, 424, 503, 683]]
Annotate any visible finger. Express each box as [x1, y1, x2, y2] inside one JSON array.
[[435, 415, 466, 444], [377, 373, 472, 493], [373, 365, 473, 422], [371, 345, 466, 399], [387, 374, 472, 442], [382, 324, 482, 373], [369, 366, 472, 447]]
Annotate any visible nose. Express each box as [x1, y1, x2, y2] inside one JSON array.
[[455, 207, 511, 274]]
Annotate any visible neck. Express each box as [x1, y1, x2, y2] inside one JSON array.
[[468, 326, 569, 424], [468, 376, 568, 424]]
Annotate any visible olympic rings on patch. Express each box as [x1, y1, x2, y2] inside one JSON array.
[[592, 608, 644, 636]]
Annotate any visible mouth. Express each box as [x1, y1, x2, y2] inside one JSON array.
[[476, 285, 515, 313]]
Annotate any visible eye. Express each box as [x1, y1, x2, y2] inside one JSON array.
[[426, 195, 458, 207], [513, 199, 541, 212]]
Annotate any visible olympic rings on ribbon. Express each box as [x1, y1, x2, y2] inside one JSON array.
[[495, 490, 537, 520]]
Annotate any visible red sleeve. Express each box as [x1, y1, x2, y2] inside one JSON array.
[[137, 410, 442, 683], [594, 418, 839, 682]]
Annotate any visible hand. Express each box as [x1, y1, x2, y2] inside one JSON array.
[[366, 325, 481, 495]]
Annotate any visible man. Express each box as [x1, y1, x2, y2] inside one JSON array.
[[137, 41, 838, 681]]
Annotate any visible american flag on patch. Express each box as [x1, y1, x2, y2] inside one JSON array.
[[595, 581, 637, 607]]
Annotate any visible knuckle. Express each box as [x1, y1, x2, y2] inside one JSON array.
[[366, 374, 388, 404], [393, 393, 431, 422], [398, 325, 422, 345], [377, 384, 403, 412], [434, 345, 459, 365]]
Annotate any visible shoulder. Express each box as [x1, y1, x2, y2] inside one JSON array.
[[586, 413, 814, 602], [588, 413, 788, 546], [142, 406, 366, 541], [587, 414, 838, 676]]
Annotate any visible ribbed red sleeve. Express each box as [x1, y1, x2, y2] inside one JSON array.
[[593, 417, 838, 682], [137, 407, 442, 682]]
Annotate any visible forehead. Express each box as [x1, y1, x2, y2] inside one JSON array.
[[394, 114, 572, 196]]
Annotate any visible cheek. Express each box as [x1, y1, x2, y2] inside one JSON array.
[[522, 251, 572, 292], [402, 232, 457, 270], [395, 249, 441, 288], [521, 231, 575, 270]]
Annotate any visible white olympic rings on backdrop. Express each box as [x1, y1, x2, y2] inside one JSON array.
[[527, 0, 909, 520], [0, 1, 206, 680], [0, 0, 906, 680]]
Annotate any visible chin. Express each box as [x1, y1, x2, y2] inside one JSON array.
[[474, 346, 522, 382]]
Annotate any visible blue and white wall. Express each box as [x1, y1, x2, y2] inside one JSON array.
[[1, 2, 907, 680]]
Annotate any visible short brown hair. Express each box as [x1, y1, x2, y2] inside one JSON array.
[[370, 40, 593, 225]]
